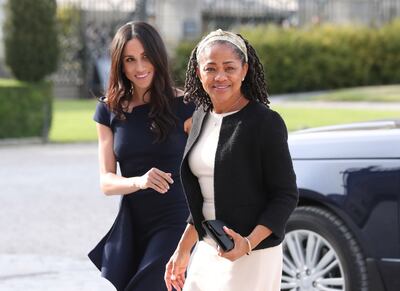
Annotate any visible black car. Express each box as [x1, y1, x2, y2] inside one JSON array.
[[282, 120, 400, 291]]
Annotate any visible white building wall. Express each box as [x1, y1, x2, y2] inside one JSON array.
[[155, 0, 202, 52], [299, 0, 400, 26]]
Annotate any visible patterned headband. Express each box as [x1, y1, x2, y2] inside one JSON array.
[[196, 29, 248, 62]]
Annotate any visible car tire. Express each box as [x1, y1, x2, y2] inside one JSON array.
[[281, 206, 369, 291]]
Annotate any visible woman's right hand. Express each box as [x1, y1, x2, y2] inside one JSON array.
[[165, 250, 191, 291], [133, 167, 174, 194]]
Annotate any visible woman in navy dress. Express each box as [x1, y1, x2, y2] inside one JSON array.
[[88, 21, 193, 291]]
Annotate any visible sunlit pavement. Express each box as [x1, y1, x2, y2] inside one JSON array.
[[0, 255, 114, 290], [0, 143, 118, 290]]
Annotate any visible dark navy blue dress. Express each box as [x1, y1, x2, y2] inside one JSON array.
[[88, 97, 193, 291]]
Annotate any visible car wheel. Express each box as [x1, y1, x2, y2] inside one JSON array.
[[281, 206, 368, 291]]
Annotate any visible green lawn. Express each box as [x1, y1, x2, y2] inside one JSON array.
[[275, 106, 400, 132], [50, 97, 400, 142], [0, 78, 25, 86], [49, 99, 98, 142], [311, 85, 400, 102]]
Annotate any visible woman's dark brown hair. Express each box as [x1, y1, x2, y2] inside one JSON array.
[[184, 34, 269, 111], [106, 21, 176, 142]]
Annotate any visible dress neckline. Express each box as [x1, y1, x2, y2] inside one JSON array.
[[123, 96, 184, 114], [210, 109, 239, 118], [209, 99, 252, 119], [124, 102, 150, 114]]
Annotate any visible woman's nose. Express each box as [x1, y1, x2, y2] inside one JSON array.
[[136, 60, 145, 71], [214, 71, 227, 81]]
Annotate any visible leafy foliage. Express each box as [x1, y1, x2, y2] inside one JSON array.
[[172, 21, 400, 94], [4, 0, 59, 82], [0, 80, 52, 139]]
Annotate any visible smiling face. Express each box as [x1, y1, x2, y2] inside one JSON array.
[[197, 42, 248, 110], [122, 37, 155, 96]]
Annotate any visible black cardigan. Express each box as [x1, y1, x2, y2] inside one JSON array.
[[180, 100, 298, 250]]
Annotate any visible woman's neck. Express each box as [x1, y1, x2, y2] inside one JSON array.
[[132, 88, 150, 105], [213, 95, 248, 114]]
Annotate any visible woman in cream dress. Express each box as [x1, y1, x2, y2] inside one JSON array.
[[164, 29, 298, 291]]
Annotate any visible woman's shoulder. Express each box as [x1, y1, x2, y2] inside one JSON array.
[[170, 87, 184, 105], [246, 101, 286, 130], [247, 100, 280, 119], [172, 94, 195, 120], [95, 96, 108, 108], [96, 96, 108, 106], [174, 87, 184, 97], [94, 96, 114, 127], [95, 97, 112, 114]]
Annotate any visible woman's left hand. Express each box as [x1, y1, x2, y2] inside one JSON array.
[[218, 226, 250, 261]]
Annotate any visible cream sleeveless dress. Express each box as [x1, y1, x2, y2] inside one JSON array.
[[184, 110, 282, 291]]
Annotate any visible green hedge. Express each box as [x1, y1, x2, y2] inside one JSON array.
[[172, 20, 400, 94], [4, 0, 59, 82], [172, 41, 198, 87], [0, 79, 52, 140]]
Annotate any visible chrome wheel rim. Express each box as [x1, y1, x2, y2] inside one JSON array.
[[281, 230, 346, 291]]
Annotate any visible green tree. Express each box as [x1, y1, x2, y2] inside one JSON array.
[[4, 0, 59, 82]]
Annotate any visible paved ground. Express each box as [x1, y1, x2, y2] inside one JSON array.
[[0, 143, 119, 290]]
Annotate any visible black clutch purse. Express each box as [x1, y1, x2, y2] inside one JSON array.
[[201, 219, 234, 252]]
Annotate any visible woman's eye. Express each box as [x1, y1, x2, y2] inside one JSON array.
[[126, 57, 134, 62], [226, 67, 235, 71], [204, 67, 215, 72]]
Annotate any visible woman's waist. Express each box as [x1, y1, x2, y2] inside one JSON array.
[[127, 184, 186, 203], [119, 160, 182, 177], [127, 199, 189, 231], [201, 237, 283, 257]]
